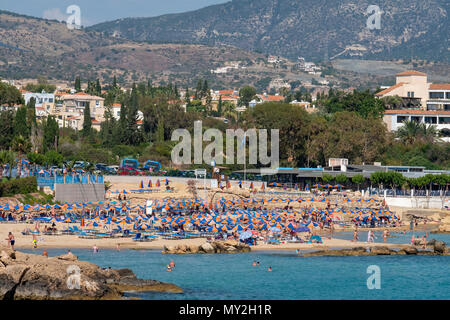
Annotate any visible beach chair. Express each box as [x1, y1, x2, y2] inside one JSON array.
[[267, 238, 281, 245], [133, 233, 142, 241]]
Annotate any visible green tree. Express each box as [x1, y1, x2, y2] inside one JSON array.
[[335, 174, 348, 185], [95, 79, 102, 95], [156, 119, 165, 143], [0, 110, 15, 149], [322, 173, 333, 184], [217, 96, 223, 116], [352, 174, 365, 191], [239, 86, 257, 107], [13, 106, 30, 138], [75, 76, 81, 92], [82, 101, 92, 138], [0, 81, 23, 106], [42, 116, 59, 152]]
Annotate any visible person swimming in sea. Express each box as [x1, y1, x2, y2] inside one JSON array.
[[252, 260, 257, 266], [169, 260, 175, 268], [167, 265, 173, 272], [268, 267, 272, 272]]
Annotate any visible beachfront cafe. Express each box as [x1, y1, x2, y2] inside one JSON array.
[[233, 164, 450, 190]]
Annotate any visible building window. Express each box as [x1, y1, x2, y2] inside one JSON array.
[[96, 100, 99, 106], [424, 117, 437, 124], [427, 104, 439, 110], [444, 105, 450, 111], [407, 91, 415, 98], [411, 116, 422, 123], [397, 116, 408, 123], [446, 92, 450, 99], [439, 117, 450, 124], [429, 92, 445, 99]]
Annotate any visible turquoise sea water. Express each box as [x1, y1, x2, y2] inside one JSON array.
[[332, 230, 450, 245], [22, 233, 450, 300]]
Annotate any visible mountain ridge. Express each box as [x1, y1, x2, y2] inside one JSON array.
[[88, 0, 449, 62]]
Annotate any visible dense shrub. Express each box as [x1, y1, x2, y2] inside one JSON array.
[[0, 176, 38, 197]]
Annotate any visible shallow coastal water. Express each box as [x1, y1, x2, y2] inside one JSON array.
[[22, 236, 450, 300]]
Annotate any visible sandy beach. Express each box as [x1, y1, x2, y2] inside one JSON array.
[[1, 176, 447, 253], [1, 222, 424, 252]]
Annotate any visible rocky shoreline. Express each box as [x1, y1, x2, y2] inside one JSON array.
[[300, 240, 448, 257], [0, 247, 182, 300], [162, 240, 251, 254]]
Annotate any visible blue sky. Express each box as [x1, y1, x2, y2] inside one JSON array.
[[0, 0, 228, 26]]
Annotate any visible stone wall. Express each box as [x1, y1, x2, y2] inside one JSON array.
[[55, 183, 105, 203]]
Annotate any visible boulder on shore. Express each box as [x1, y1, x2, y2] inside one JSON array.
[[162, 241, 251, 254], [0, 247, 182, 300], [433, 241, 446, 254], [370, 247, 393, 255]]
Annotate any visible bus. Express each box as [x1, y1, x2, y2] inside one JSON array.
[[120, 158, 139, 169], [143, 160, 162, 172]]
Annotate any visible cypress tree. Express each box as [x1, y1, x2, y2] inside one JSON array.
[[96, 79, 102, 95], [14, 106, 29, 138], [156, 119, 164, 143], [218, 96, 223, 116], [112, 75, 118, 89], [75, 77, 81, 92], [82, 101, 92, 137], [195, 80, 203, 99], [26, 97, 37, 126], [43, 116, 59, 152], [202, 80, 209, 97]]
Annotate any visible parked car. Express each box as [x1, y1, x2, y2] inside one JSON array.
[[95, 163, 116, 175], [118, 167, 145, 176], [74, 161, 90, 169], [107, 165, 119, 174]]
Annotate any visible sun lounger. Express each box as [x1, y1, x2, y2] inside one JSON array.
[[267, 238, 281, 245]]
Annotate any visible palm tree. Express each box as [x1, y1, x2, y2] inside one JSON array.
[[420, 123, 438, 144], [396, 120, 422, 144], [0, 150, 14, 180], [396, 120, 438, 144], [12, 135, 31, 177], [223, 102, 238, 122]]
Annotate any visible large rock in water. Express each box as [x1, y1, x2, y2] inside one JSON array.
[[403, 246, 418, 255], [370, 247, 392, 255], [0, 248, 182, 300], [433, 241, 446, 254], [200, 243, 215, 253]]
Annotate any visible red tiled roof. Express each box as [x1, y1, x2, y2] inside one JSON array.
[[65, 116, 80, 121], [20, 89, 30, 93], [429, 84, 450, 90], [375, 82, 406, 96], [396, 70, 426, 76], [384, 110, 450, 115], [257, 94, 284, 102], [74, 92, 89, 95], [220, 95, 238, 100], [218, 90, 235, 95]]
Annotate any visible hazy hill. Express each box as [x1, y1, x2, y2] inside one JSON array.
[[89, 0, 449, 62], [0, 10, 267, 85]]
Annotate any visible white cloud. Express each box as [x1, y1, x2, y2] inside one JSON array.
[[42, 8, 67, 22]]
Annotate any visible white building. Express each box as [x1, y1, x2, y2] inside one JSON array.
[[383, 110, 450, 142]]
